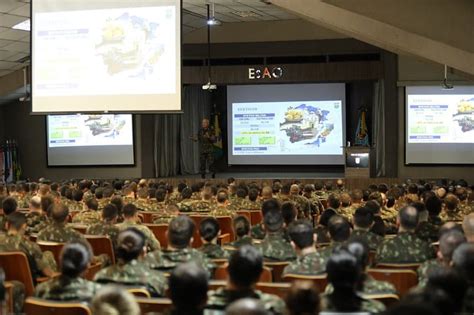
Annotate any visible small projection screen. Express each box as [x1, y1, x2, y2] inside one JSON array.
[[405, 86, 474, 164], [227, 83, 346, 165], [32, 0, 181, 113], [47, 114, 135, 166]]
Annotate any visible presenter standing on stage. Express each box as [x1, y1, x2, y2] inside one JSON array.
[[193, 118, 216, 179]]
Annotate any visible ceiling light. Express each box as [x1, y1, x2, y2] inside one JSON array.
[[207, 17, 221, 26], [207, 3, 221, 26], [12, 19, 30, 31]]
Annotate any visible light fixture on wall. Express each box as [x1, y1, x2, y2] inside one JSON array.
[[202, 3, 217, 91], [441, 64, 454, 90], [207, 3, 221, 26]]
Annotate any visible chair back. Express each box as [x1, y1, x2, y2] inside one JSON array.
[[140, 212, 154, 224], [136, 297, 172, 314], [127, 287, 152, 298], [282, 274, 328, 292], [83, 262, 103, 281], [216, 216, 234, 241], [368, 268, 417, 296], [84, 235, 115, 264], [235, 210, 251, 222], [375, 263, 421, 272], [0, 252, 35, 296], [143, 224, 169, 249], [24, 297, 91, 315], [37, 241, 64, 265], [264, 261, 290, 282], [70, 224, 87, 234], [213, 264, 272, 282], [249, 210, 263, 225], [256, 282, 291, 299], [365, 294, 400, 307]]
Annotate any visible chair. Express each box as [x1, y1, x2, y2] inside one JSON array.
[[136, 297, 173, 314], [0, 252, 35, 296], [4, 281, 14, 314], [214, 264, 272, 282], [375, 263, 421, 272], [83, 262, 102, 281], [282, 274, 328, 292], [368, 269, 418, 296], [127, 287, 152, 298], [256, 282, 291, 299], [140, 212, 155, 224], [84, 235, 115, 265], [144, 224, 169, 249], [236, 210, 251, 222], [365, 294, 400, 307], [37, 241, 64, 265], [216, 216, 234, 241], [70, 224, 88, 234], [264, 261, 290, 282], [24, 297, 91, 315], [190, 214, 212, 248], [249, 210, 263, 225], [217, 233, 231, 245]]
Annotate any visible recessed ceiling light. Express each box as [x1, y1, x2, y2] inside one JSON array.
[[12, 19, 30, 31], [231, 11, 262, 18]]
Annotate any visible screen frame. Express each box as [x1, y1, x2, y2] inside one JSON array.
[[45, 114, 137, 167], [30, 0, 183, 114], [404, 86, 474, 166]]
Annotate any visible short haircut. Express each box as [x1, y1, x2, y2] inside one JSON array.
[[181, 187, 192, 200], [73, 190, 84, 202], [85, 198, 99, 211], [353, 207, 374, 229], [122, 203, 138, 218], [103, 187, 114, 198], [365, 200, 381, 214], [263, 209, 283, 233], [368, 191, 383, 207], [61, 242, 91, 278], [168, 216, 195, 249], [261, 198, 280, 216], [2, 197, 17, 215], [439, 230, 466, 262], [233, 216, 250, 238], [444, 194, 459, 211], [226, 298, 268, 315], [319, 209, 336, 227], [452, 243, 474, 281], [169, 262, 208, 312], [228, 245, 263, 288], [281, 201, 297, 226], [199, 217, 220, 242], [95, 187, 104, 199], [280, 184, 291, 195], [116, 228, 146, 262], [137, 188, 148, 199], [155, 189, 166, 202], [285, 281, 320, 315], [399, 206, 419, 230], [351, 189, 363, 201], [110, 196, 124, 213], [41, 195, 54, 213], [340, 193, 351, 207], [326, 249, 361, 290], [91, 286, 140, 315], [216, 191, 228, 203], [102, 204, 118, 221], [327, 194, 340, 209], [29, 196, 41, 209], [425, 196, 442, 216], [236, 188, 246, 198], [50, 204, 69, 223], [346, 239, 370, 269], [248, 189, 259, 202], [6, 212, 26, 230], [328, 215, 351, 242], [288, 220, 314, 249]]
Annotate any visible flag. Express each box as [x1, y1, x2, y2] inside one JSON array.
[[355, 108, 369, 146], [213, 111, 223, 160], [0, 144, 4, 182]]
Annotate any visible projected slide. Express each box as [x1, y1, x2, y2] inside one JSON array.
[[232, 101, 343, 155], [32, 0, 181, 113]]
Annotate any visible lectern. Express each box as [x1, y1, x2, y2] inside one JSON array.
[[344, 146, 370, 178]]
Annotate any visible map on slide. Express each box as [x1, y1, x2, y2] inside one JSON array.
[[232, 101, 343, 155]]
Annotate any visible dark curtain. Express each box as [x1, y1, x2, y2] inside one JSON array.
[[153, 86, 211, 177]]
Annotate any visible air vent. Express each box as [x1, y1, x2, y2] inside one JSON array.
[[231, 11, 262, 18]]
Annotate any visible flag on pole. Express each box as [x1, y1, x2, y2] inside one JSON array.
[[355, 108, 370, 146]]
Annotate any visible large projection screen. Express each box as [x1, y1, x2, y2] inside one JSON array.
[[32, 0, 181, 113], [227, 84, 346, 165], [405, 86, 474, 164], [47, 114, 135, 166]]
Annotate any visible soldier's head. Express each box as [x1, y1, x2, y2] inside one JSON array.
[[122, 203, 138, 220], [2, 197, 17, 216], [228, 245, 263, 289], [411, 202, 427, 222], [286, 281, 320, 315], [444, 194, 459, 211], [226, 298, 268, 315], [137, 188, 148, 199], [29, 196, 42, 212], [438, 230, 466, 264], [103, 204, 118, 223], [261, 186, 273, 200], [236, 188, 247, 199], [233, 215, 251, 239], [169, 262, 208, 313], [425, 196, 442, 217], [328, 215, 351, 242], [398, 205, 419, 232], [462, 213, 474, 243], [117, 228, 146, 262], [40, 195, 54, 214], [155, 189, 166, 202], [327, 194, 341, 210], [353, 206, 374, 230], [73, 189, 84, 202], [452, 243, 474, 281], [326, 249, 362, 292], [261, 198, 280, 217], [181, 187, 192, 200], [85, 198, 99, 211], [49, 203, 69, 224], [288, 220, 315, 251], [110, 196, 124, 214], [103, 187, 114, 199], [365, 200, 381, 215], [91, 286, 140, 315], [345, 239, 370, 272], [168, 215, 195, 249], [199, 217, 220, 243], [60, 242, 92, 278], [216, 191, 228, 205], [368, 191, 384, 207], [336, 179, 344, 189], [281, 201, 297, 226], [201, 187, 213, 201], [201, 118, 210, 129], [6, 212, 27, 233], [248, 188, 259, 202], [263, 208, 283, 233], [290, 184, 300, 196]]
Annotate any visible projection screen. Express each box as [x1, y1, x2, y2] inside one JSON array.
[[32, 0, 181, 113]]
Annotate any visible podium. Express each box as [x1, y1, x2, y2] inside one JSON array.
[[344, 146, 370, 178]]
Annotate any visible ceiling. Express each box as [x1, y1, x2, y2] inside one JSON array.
[[0, 0, 298, 79]]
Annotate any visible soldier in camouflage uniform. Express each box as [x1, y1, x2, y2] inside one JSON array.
[[72, 197, 101, 225], [25, 196, 48, 235], [452, 243, 474, 313], [227, 216, 253, 250], [376, 206, 435, 264], [191, 187, 214, 213], [86, 203, 121, 252], [318, 215, 351, 264], [133, 188, 153, 212], [348, 207, 383, 251], [149, 189, 168, 212], [176, 187, 195, 213], [242, 188, 261, 210], [35, 242, 101, 301], [302, 184, 324, 216], [283, 220, 325, 276], [205, 246, 286, 315], [441, 194, 464, 222], [152, 204, 180, 225], [198, 217, 230, 259], [210, 191, 234, 217], [145, 216, 215, 274], [289, 184, 311, 219], [257, 208, 296, 261], [338, 192, 357, 222], [94, 228, 167, 297], [228, 188, 248, 211], [36, 204, 86, 243], [193, 118, 216, 179], [416, 196, 444, 243]]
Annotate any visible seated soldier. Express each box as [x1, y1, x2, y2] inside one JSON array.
[[250, 197, 278, 240], [37, 204, 86, 243], [116, 203, 161, 252], [177, 187, 194, 212], [134, 188, 152, 211], [198, 217, 229, 259], [168, 262, 209, 315], [145, 215, 214, 274], [1, 197, 17, 231], [463, 213, 474, 243], [416, 196, 444, 242], [417, 229, 466, 287], [35, 242, 101, 301], [91, 286, 140, 315], [228, 187, 248, 211], [258, 208, 296, 262], [441, 194, 464, 222], [150, 188, 167, 212], [365, 200, 386, 237], [314, 208, 336, 244], [153, 204, 180, 225], [242, 188, 261, 210], [25, 196, 47, 234], [283, 220, 325, 276], [339, 192, 355, 222], [285, 281, 320, 315], [320, 249, 385, 313], [348, 206, 383, 251], [86, 203, 121, 251], [72, 197, 101, 224], [452, 243, 474, 313], [325, 240, 396, 295], [192, 187, 214, 212], [206, 245, 286, 315], [210, 191, 234, 217], [0, 212, 56, 280], [227, 215, 253, 249], [318, 215, 351, 263], [281, 201, 298, 241], [376, 205, 436, 264], [94, 228, 167, 297]]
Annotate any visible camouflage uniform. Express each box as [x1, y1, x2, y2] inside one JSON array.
[[191, 192, 202, 200], [338, 205, 355, 222], [228, 198, 246, 211], [210, 205, 234, 217], [72, 210, 101, 225], [227, 235, 253, 249], [381, 206, 398, 225], [199, 243, 230, 259], [25, 212, 48, 234], [416, 258, 444, 287], [440, 209, 464, 222], [282, 251, 326, 276], [116, 221, 161, 252], [198, 126, 216, 177], [320, 293, 386, 313], [149, 201, 168, 212], [145, 248, 215, 275], [177, 198, 195, 213], [97, 198, 110, 211], [318, 242, 345, 265], [152, 214, 177, 225], [325, 274, 397, 295], [35, 276, 101, 301], [206, 288, 286, 315], [67, 201, 83, 212], [9, 280, 25, 314], [134, 198, 154, 212], [349, 229, 383, 251], [86, 222, 120, 251], [192, 200, 213, 212], [251, 223, 266, 240], [375, 232, 435, 264], [291, 195, 311, 219], [241, 199, 261, 211], [416, 216, 444, 243], [94, 259, 167, 297], [314, 225, 331, 244], [166, 191, 181, 206], [460, 203, 473, 215], [36, 222, 86, 243], [258, 232, 296, 261]]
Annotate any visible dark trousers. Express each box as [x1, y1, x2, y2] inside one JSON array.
[[200, 152, 215, 176]]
